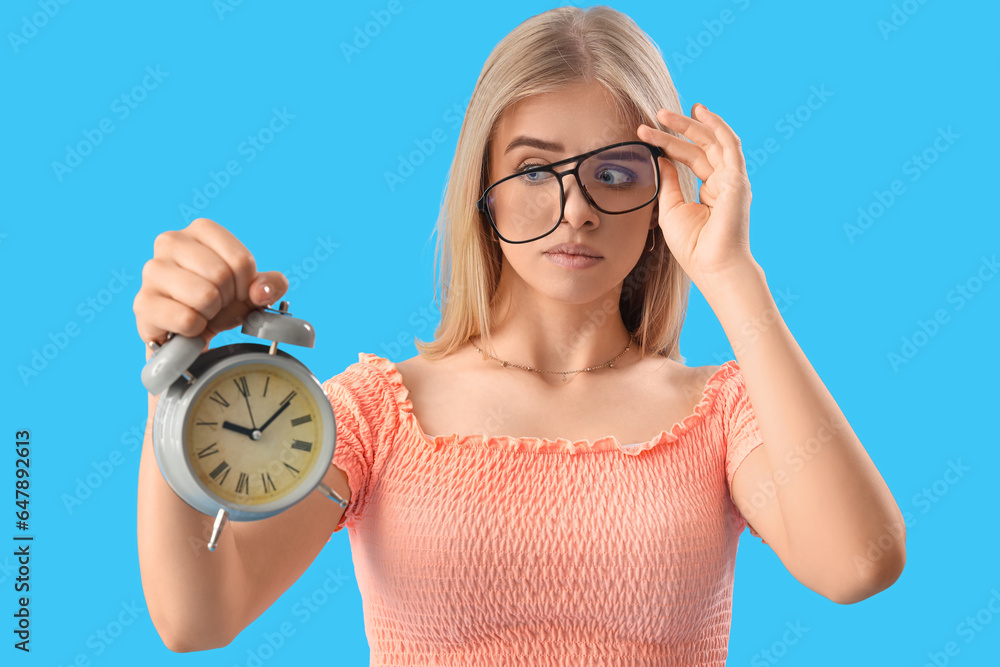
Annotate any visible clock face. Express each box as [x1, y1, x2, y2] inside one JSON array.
[[184, 362, 324, 506]]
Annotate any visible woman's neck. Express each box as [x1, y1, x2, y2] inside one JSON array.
[[478, 288, 637, 374]]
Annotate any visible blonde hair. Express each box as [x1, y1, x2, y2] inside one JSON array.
[[415, 5, 696, 364]]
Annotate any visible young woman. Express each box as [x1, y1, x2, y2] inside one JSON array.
[[134, 5, 906, 664]]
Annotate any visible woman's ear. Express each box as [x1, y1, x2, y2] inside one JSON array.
[[649, 200, 659, 230]]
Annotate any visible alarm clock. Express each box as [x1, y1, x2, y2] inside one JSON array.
[[141, 301, 345, 551]]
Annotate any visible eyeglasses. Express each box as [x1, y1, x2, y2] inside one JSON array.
[[476, 140, 664, 244]]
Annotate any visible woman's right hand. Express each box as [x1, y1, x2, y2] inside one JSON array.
[[133, 218, 289, 356]]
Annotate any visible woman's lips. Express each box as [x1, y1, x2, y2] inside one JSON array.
[[545, 252, 603, 269]]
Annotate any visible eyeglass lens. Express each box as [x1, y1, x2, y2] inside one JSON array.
[[486, 144, 657, 243]]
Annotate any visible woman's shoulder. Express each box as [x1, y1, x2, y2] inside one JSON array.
[[392, 348, 470, 396], [633, 353, 726, 388], [325, 352, 409, 407]]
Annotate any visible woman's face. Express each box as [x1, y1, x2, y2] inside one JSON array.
[[486, 80, 659, 305]]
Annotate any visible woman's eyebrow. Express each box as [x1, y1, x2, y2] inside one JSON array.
[[504, 136, 564, 155]]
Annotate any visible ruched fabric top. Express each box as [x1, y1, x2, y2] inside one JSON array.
[[322, 352, 766, 666]]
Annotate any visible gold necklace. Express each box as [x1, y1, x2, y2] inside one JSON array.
[[469, 335, 634, 383]]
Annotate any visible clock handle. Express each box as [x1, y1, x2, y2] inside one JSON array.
[[242, 302, 316, 348], [207, 508, 229, 551], [316, 482, 348, 509], [141, 333, 205, 395]]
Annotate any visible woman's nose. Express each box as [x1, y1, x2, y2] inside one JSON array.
[[560, 173, 599, 228]]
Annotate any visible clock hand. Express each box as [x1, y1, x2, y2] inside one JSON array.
[[257, 400, 291, 433], [243, 394, 258, 429], [221, 421, 255, 437], [234, 378, 258, 430]]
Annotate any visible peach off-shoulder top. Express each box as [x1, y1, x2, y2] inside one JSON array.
[[323, 352, 765, 666]]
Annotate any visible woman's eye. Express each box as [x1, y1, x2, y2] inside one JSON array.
[[594, 165, 637, 186], [513, 163, 553, 184]]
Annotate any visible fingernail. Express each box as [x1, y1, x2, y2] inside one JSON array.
[[260, 282, 272, 301]]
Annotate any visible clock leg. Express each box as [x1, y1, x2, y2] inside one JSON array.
[[207, 508, 230, 551], [316, 482, 348, 509]]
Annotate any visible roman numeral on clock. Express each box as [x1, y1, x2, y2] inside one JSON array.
[[290, 415, 312, 427], [209, 391, 230, 408], [280, 390, 297, 406], [236, 472, 250, 495], [284, 462, 300, 477], [291, 440, 313, 452], [261, 472, 276, 493], [197, 443, 220, 458], [209, 461, 231, 485], [234, 376, 250, 398]]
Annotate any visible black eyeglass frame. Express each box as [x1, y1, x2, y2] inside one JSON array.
[[476, 140, 666, 245]]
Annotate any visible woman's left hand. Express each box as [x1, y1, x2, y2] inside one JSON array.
[[636, 104, 756, 290]]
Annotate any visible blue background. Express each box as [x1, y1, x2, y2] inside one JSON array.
[[4, 0, 998, 664]]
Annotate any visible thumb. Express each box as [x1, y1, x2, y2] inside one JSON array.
[[249, 271, 289, 307]]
